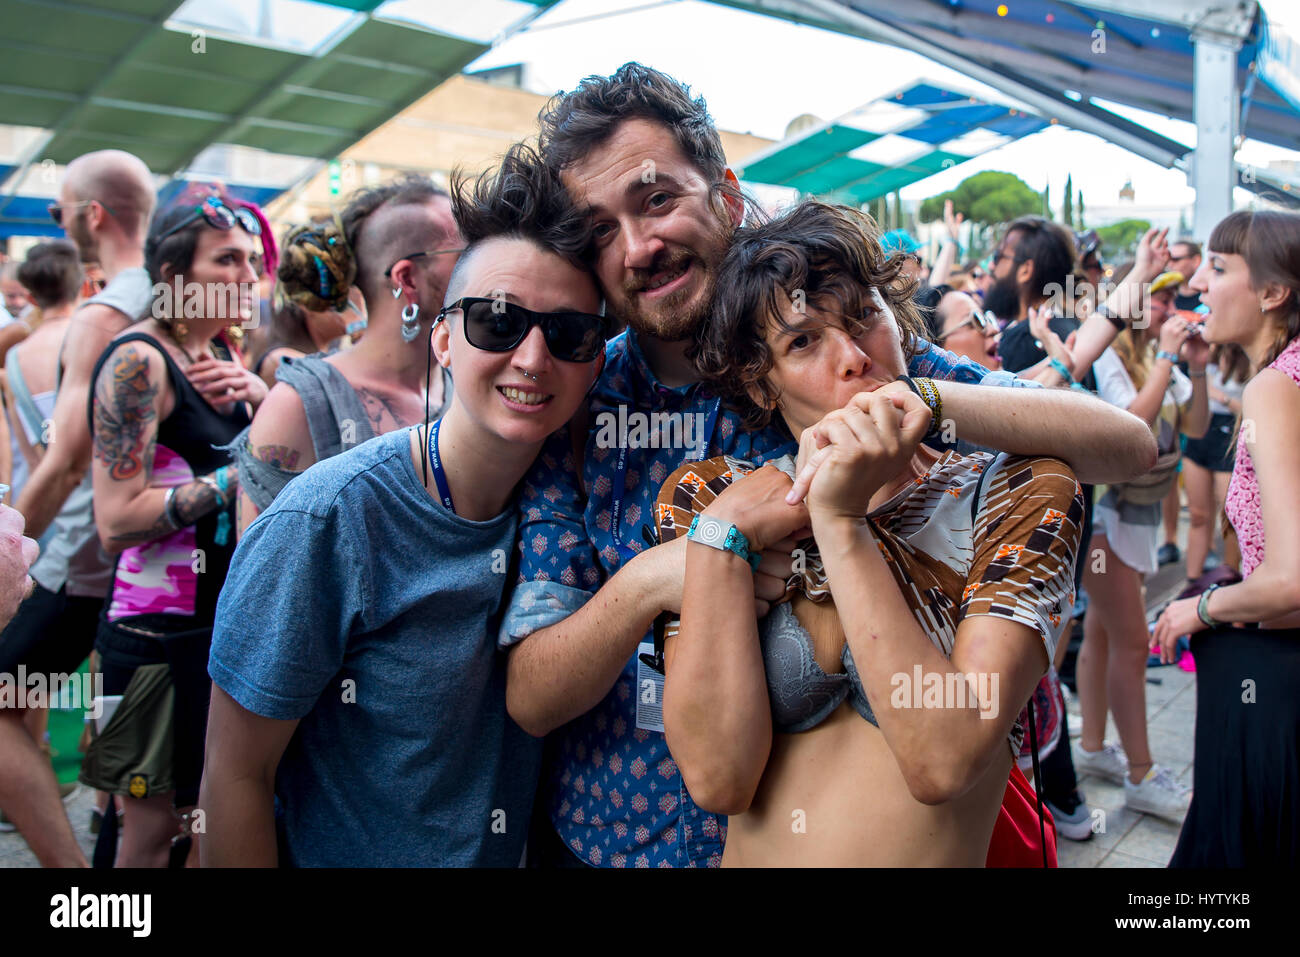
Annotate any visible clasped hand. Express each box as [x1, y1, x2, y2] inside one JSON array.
[[784, 388, 931, 522], [187, 356, 269, 412]]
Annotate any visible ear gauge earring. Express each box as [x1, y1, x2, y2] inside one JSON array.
[[400, 303, 421, 343]]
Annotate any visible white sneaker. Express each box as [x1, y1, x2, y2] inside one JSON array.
[[1125, 765, 1191, 823], [1074, 740, 1128, 785]]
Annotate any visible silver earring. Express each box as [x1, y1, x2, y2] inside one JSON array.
[[392, 286, 402, 300], [400, 303, 420, 342]]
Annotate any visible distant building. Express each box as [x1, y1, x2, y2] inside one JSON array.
[[1119, 178, 1135, 202]]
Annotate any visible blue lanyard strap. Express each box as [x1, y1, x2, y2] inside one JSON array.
[[426, 420, 455, 514], [610, 398, 721, 560]]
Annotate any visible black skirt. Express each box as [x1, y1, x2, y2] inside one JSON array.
[[1170, 625, 1300, 867]]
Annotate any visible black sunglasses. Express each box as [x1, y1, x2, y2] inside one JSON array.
[[156, 196, 261, 243], [436, 296, 609, 363]]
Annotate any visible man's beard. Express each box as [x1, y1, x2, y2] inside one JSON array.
[[67, 213, 98, 264], [612, 220, 730, 343], [982, 273, 1023, 322]]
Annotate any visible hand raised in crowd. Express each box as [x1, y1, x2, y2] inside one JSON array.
[[0, 503, 39, 630], [1029, 304, 1077, 377], [787, 389, 931, 521], [944, 198, 964, 242], [188, 356, 269, 413], [1133, 226, 1171, 283]]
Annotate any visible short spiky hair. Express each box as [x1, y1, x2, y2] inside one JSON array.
[[537, 62, 727, 184], [445, 142, 593, 303]]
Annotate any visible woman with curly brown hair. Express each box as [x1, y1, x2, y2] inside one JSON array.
[[662, 201, 1087, 865], [231, 174, 459, 536]]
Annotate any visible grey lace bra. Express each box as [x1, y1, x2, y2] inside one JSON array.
[[760, 601, 877, 732]]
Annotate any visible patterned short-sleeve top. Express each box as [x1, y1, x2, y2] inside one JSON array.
[[657, 449, 1086, 755]]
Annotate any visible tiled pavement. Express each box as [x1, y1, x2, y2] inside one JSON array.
[[1055, 528, 1201, 869], [1, 520, 1208, 869]]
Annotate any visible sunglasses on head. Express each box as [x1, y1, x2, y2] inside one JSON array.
[[436, 296, 608, 363], [156, 196, 262, 244]]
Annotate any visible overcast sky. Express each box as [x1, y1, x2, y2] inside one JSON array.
[[462, 0, 1300, 212]]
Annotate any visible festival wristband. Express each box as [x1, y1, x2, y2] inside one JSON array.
[[1048, 357, 1074, 385], [914, 376, 943, 438], [1155, 350, 1179, 364], [687, 514, 762, 572]]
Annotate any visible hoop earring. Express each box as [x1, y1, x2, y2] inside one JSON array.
[[400, 303, 420, 343]]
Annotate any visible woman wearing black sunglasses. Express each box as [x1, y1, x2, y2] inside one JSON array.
[[80, 191, 264, 866], [230, 173, 459, 537], [201, 144, 610, 866]]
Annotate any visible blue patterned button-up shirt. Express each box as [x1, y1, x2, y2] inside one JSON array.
[[499, 328, 1038, 867]]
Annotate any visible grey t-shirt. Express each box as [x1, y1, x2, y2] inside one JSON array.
[[32, 265, 152, 596], [209, 427, 540, 867]]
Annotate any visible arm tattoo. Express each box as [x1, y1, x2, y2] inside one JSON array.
[[110, 512, 179, 545], [253, 444, 301, 470], [93, 346, 159, 481], [109, 473, 228, 546], [172, 479, 223, 527]]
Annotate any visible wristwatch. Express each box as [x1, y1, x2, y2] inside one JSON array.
[[687, 514, 762, 571]]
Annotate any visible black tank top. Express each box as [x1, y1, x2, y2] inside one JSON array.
[[89, 331, 250, 621]]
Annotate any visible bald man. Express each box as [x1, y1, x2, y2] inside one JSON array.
[[0, 149, 155, 867]]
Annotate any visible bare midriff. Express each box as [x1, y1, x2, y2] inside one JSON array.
[[721, 702, 1012, 867]]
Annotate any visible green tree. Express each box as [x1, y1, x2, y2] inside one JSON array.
[[1043, 182, 1051, 219], [918, 170, 1043, 229], [1077, 190, 1085, 229], [1062, 173, 1074, 227], [1094, 218, 1151, 259]]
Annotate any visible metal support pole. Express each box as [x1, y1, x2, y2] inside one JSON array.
[[1191, 28, 1244, 238]]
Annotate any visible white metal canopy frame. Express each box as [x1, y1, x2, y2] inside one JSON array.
[[715, 0, 1300, 236]]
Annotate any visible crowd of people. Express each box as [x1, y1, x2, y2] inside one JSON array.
[[0, 61, 1295, 868]]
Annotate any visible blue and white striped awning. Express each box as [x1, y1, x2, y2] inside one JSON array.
[[735, 82, 1048, 204]]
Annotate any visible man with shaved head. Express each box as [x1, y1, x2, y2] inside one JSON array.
[[0, 149, 155, 867]]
